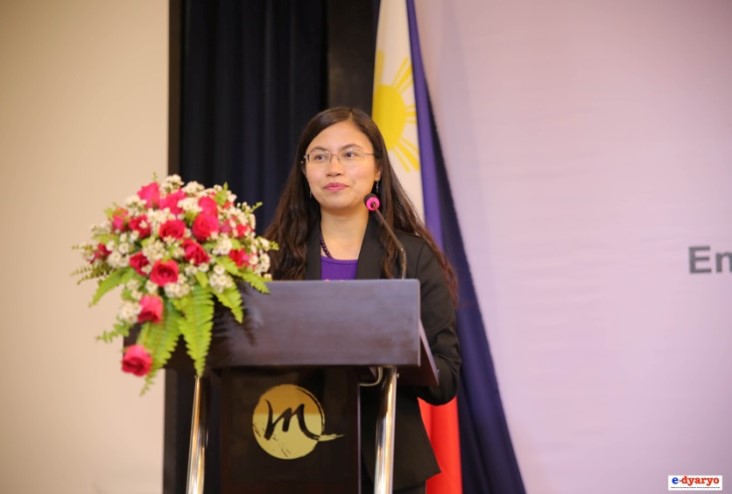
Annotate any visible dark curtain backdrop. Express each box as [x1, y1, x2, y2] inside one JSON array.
[[166, 1, 377, 493], [178, 0, 326, 222]]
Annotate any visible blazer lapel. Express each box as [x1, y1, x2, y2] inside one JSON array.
[[304, 222, 322, 280], [355, 216, 383, 280]]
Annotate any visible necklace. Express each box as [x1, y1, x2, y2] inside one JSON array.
[[319, 233, 334, 258]]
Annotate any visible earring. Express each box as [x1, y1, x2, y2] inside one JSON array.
[[375, 180, 380, 194]]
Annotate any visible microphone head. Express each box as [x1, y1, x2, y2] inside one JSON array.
[[364, 193, 381, 211]]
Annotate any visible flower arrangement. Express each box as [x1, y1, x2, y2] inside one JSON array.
[[74, 175, 277, 392]]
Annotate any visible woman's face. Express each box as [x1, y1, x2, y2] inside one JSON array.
[[304, 120, 381, 218]]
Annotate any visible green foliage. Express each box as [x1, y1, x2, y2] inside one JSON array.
[[138, 301, 183, 392], [214, 183, 229, 206], [72, 263, 113, 284], [89, 267, 135, 306], [194, 270, 208, 288], [213, 286, 244, 323], [217, 256, 240, 276], [97, 320, 133, 343], [177, 284, 214, 376], [239, 270, 270, 294]]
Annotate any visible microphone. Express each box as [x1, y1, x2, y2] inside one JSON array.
[[364, 194, 407, 279]]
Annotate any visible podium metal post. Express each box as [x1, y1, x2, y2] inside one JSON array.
[[186, 375, 209, 494]]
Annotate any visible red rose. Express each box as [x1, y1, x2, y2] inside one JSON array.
[[137, 182, 160, 208], [192, 213, 219, 242], [121, 345, 153, 377], [129, 252, 149, 275], [111, 208, 128, 232], [137, 294, 163, 323], [229, 248, 250, 268], [182, 239, 210, 265], [159, 219, 186, 240], [160, 190, 186, 215], [235, 223, 251, 238], [91, 243, 111, 262], [149, 260, 179, 286], [198, 196, 218, 216], [128, 215, 151, 238]]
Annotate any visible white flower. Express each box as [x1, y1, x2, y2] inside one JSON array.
[[124, 195, 146, 208], [164, 279, 191, 298], [162, 174, 183, 192], [107, 251, 127, 269], [118, 301, 140, 324], [179, 197, 201, 214], [183, 181, 205, 195], [118, 242, 132, 255], [147, 209, 174, 229], [258, 253, 270, 274], [145, 280, 159, 294], [212, 237, 233, 256], [142, 240, 167, 262], [209, 271, 234, 293]]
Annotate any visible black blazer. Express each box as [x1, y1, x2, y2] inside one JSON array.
[[302, 216, 461, 489]]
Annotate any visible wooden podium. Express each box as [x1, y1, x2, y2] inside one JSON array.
[[164, 280, 438, 494]]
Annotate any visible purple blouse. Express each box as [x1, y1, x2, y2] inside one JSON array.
[[320, 256, 358, 281]]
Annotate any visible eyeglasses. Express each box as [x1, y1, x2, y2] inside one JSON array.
[[303, 148, 375, 165]]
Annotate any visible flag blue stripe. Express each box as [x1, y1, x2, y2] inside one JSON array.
[[407, 2, 526, 492], [406, 0, 443, 248]]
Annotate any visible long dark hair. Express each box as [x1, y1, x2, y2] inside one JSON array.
[[265, 107, 457, 302]]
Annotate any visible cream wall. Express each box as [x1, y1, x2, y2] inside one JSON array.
[[0, 1, 168, 493]]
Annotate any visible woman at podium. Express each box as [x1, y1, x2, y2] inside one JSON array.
[[266, 107, 461, 494]]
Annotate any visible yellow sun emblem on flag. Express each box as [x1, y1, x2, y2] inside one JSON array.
[[372, 50, 420, 172]]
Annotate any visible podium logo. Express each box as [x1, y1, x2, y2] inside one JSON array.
[[252, 384, 343, 460]]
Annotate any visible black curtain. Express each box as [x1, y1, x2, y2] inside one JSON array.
[[165, 1, 376, 492], [177, 0, 327, 221]]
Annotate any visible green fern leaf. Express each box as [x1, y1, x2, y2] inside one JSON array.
[[217, 257, 240, 276], [97, 320, 133, 343], [239, 271, 270, 294], [89, 268, 134, 306], [138, 301, 183, 390], [213, 286, 244, 323], [177, 285, 214, 376], [195, 270, 208, 288]]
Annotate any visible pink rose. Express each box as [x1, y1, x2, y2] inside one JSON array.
[[160, 190, 186, 214], [198, 196, 218, 216], [150, 260, 179, 286], [137, 182, 160, 208], [137, 294, 163, 323], [192, 213, 219, 242], [90, 243, 111, 262], [219, 220, 233, 235], [128, 215, 151, 238], [159, 219, 186, 240], [121, 345, 153, 377], [229, 248, 250, 268], [182, 239, 210, 265], [111, 208, 128, 232], [129, 252, 149, 275]]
